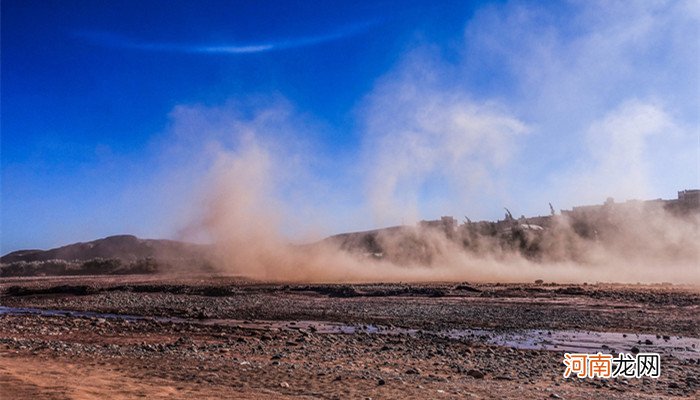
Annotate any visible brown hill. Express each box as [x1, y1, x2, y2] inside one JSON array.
[[1, 235, 206, 264]]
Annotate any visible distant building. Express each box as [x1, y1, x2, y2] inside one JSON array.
[[561, 189, 699, 218], [557, 189, 699, 239], [678, 189, 700, 201], [665, 189, 700, 214], [419, 216, 457, 235]]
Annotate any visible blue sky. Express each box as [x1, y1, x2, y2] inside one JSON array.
[[2, 0, 699, 253]]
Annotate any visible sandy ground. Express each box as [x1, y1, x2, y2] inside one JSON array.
[[1, 275, 698, 399]]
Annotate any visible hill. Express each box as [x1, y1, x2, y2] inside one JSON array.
[[1, 235, 205, 264]]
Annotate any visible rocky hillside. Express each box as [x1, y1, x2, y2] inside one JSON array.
[[1, 235, 206, 263]]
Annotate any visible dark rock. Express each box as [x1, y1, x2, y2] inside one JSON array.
[[405, 368, 421, 375], [555, 286, 586, 295], [466, 369, 485, 379], [453, 283, 481, 292]]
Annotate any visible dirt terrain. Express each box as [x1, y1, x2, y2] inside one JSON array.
[[1, 275, 698, 399]]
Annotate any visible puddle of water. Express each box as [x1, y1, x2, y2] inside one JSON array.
[[0, 306, 148, 321], [441, 328, 699, 360], [1, 306, 698, 360]]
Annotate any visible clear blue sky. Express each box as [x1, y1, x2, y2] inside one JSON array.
[[2, 0, 698, 253]]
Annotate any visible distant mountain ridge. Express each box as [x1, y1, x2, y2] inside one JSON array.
[[1, 235, 206, 264]]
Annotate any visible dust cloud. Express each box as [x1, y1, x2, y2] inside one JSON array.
[[174, 5, 698, 284], [182, 121, 699, 285]]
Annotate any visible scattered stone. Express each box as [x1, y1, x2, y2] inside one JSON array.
[[453, 283, 481, 292], [495, 375, 513, 380], [466, 369, 485, 379], [555, 286, 586, 295], [405, 368, 421, 375]]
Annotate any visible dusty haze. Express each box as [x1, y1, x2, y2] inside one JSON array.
[[170, 2, 698, 284], [181, 126, 699, 285]]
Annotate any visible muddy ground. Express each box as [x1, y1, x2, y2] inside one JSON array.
[[0, 275, 698, 399]]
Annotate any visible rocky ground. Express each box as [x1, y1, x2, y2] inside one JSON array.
[[1, 275, 698, 399]]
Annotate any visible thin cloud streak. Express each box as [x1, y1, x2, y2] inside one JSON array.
[[76, 20, 378, 54]]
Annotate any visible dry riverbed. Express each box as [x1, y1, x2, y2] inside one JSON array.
[[1, 275, 698, 399]]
